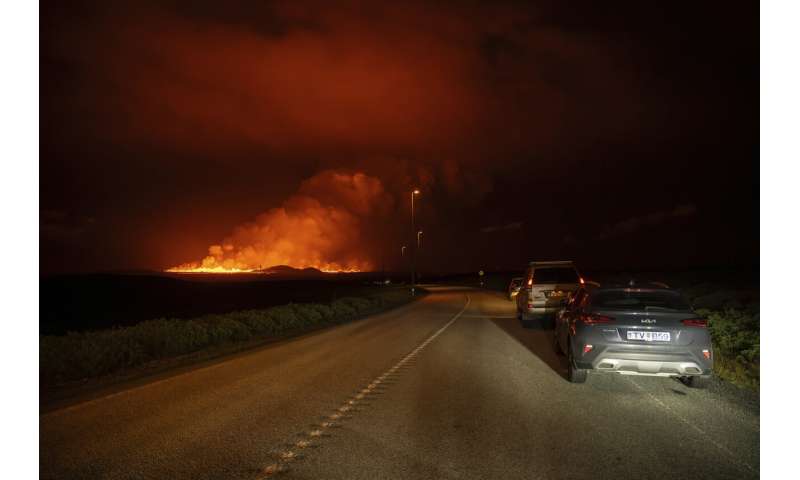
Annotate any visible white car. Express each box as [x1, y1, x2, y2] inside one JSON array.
[[516, 261, 583, 327]]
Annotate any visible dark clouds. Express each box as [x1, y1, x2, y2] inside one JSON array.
[[40, 0, 759, 273]]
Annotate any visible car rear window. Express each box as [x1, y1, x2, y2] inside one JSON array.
[[532, 267, 579, 284], [592, 290, 691, 311]]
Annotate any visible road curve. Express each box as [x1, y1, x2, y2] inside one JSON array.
[[40, 286, 759, 479]]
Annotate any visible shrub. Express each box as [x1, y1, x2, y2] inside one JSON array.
[[267, 305, 300, 331], [305, 303, 335, 321], [698, 308, 760, 390], [329, 299, 356, 319], [340, 297, 373, 313], [40, 287, 416, 384], [292, 304, 323, 325]]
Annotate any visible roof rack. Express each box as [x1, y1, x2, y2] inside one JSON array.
[[599, 281, 672, 290]]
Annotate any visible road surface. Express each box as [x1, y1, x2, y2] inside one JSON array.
[[40, 286, 759, 479]]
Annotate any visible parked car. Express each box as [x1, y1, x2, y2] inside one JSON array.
[[516, 261, 582, 327], [507, 277, 524, 301], [553, 282, 713, 387]]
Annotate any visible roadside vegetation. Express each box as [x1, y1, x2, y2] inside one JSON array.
[[696, 309, 759, 390], [41, 287, 416, 386], [683, 285, 760, 390]]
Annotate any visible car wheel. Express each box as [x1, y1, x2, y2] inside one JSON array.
[[684, 374, 712, 389], [567, 344, 587, 383]]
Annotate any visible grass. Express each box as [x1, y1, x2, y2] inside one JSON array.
[[40, 287, 417, 386], [697, 308, 760, 390]]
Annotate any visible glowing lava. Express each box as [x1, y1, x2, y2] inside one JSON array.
[[166, 171, 388, 274], [165, 265, 255, 274]]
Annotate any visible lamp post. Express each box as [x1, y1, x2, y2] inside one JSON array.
[[411, 189, 420, 295], [417, 230, 423, 248]]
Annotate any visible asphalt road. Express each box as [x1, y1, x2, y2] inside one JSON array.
[[40, 286, 759, 479]]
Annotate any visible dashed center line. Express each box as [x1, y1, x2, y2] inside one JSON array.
[[257, 295, 471, 478]]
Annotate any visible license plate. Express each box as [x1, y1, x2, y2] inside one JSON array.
[[627, 331, 670, 342], [547, 290, 565, 298]]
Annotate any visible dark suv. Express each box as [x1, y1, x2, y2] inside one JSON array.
[[554, 282, 713, 388]]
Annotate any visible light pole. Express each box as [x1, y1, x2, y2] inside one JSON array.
[[416, 230, 423, 285], [411, 189, 420, 295]]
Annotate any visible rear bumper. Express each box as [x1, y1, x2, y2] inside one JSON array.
[[522, 305, 562, 316], [574, 345, 713, 377], [590, 358, 708, 376]]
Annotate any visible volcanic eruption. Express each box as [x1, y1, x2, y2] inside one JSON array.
[[168, 170, 391, 273]]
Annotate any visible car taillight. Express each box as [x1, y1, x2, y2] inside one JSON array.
[[580, 313, 614, 325], [702, 349, 711, 359], [583, 344, 593, 353], [527, 278, 533, 286], [682, 318, 708, 327]]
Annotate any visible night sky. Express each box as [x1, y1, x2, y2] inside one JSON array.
[[40, 0, 759, 275]]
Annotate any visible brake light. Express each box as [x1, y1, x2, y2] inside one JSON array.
[[682, 318, 708, 327], [702, 349, 711, 359], [583, 344, 593, 354], [580, 313, 614, 325]]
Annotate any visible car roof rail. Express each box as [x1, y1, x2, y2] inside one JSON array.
[[585, 280, 601, 287], [529, 260, 574, 266]]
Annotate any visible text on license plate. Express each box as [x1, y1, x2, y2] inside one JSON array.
[[627, 331, 670, 342], [547, 290, 565, 298]]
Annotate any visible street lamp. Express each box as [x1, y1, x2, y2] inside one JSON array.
[[417, 230, 423, 248], [411, 189, 421, 295]]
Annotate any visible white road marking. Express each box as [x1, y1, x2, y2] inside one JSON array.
[[258, 294, 471, 478], [624, 377, 757, 474]]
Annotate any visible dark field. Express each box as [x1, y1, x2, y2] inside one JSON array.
[[40, 267, 759, 336], [40, 272, 402, 335]]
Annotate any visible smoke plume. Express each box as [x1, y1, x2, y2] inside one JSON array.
[[169, 171, 391, 272]]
